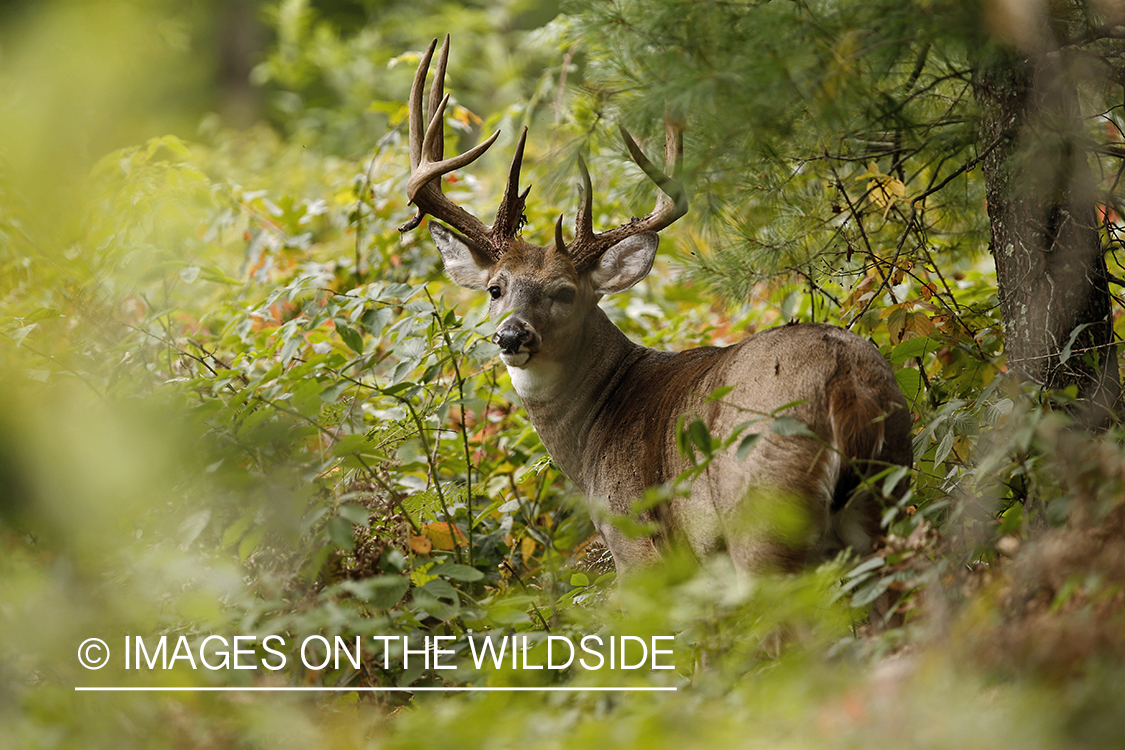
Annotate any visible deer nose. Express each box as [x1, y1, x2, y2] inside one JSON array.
[[493, 321, 534, 353]]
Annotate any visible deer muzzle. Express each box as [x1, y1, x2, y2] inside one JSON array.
[[493, 319, 538, 366]]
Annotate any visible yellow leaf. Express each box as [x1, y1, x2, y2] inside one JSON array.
[[424, 522, 468, 550], [887, 306, 908, 342], [452, 105, 481, 127], [520, 535, 537, 565], [867, 176, 905, 208]]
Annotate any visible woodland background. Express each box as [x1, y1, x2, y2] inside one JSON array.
[[2, 0, 1125, 748]]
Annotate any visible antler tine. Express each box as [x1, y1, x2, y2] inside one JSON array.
[[426, 35, 450, 163], [620, 118, 688, 224], [399, 35, 501, 249], [492, 127, 530, 240], [406, 38, 438, 172], [553, 214, 566, 252], [420, 92, 451, 166], [573, 154, 596, 246], [568, 116, 689, 272]]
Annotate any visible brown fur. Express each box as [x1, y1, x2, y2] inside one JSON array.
[[432, 226, 913, 577], [567, 322, 912, 574]]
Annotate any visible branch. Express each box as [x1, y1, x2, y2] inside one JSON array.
[[909, 134, 1004, 209], [1063, 24, 1125, 47]]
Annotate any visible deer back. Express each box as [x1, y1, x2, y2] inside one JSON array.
[[577, 323, 911, 571]]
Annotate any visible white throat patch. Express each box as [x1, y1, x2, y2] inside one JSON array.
[[506, 358, 565, 401]]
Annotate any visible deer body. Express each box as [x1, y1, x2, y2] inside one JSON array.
[[526, 319, 910, 572], [401, 37, 912, 576], [432, 225, 912, 573]]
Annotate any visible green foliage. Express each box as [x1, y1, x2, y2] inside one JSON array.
[[253, 0, 562, 154]]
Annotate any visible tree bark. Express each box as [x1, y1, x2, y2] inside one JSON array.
[[973, 47, 1121, 424]]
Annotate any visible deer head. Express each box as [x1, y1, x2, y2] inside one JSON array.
[[399, 36, 688, 376]]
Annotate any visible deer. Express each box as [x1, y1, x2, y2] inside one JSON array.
[[398, 36, 913, 578]]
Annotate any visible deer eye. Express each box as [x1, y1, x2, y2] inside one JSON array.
[[488, 285, 502, 300], [554, 287, 577, 305]]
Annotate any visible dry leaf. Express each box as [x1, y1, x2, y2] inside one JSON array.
[[424, 521, 468, 550]]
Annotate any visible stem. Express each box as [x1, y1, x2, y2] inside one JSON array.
[[425, 288, 479, 565], [500, 561, 551, 632], [400, 395, 462, 564]]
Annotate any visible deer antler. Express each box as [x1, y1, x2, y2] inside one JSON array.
[[563, 115, 689, 272], [399, 36, 530, 260]]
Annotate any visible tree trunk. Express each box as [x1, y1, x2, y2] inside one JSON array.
[[973, 48, 1121, 424]]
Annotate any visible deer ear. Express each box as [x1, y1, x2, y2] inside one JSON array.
[[588, 232, 659, 294], [431, 222, 494, 290]]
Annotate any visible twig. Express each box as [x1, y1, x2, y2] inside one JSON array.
[[500, 560, 551, 632], [908, 135, 1004, 209]]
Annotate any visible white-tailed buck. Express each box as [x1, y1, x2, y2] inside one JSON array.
[[400, 37, 912, 575]]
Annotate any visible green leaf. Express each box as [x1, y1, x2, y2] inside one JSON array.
[[332, 433, 373, 457], [338, 503, 369, 526], [851, 576, 893, 608], [934, 426, 955, 466], [1059, 322, 1094, 365], [221, 513, 255, 549], [340, 576, 410, 609], [687, 418, 714, 457], [382, 382, 416, 397], [429, 563, 484, 581], [9, 324, 36, 347], [674, 413, 690, 459], [770, 399, 808, 416], [488, 605, 532, 625], [412, 578, 460, 620], [319, 380, 350, 403], [705, 385, 735, 402], [388, 359, 416, 385], [770, 416, 816, 437], [361, 307, 391, 336], [198, 266, 242, 285], [177, 510, 211, 547], [843, 555, 885, 585], [26, 307, 63, 322], [889, 336, 935, 363], [279, 333, 303, 366], [336, 322, 365, 354], [882, 465, 911, 497], [146, 134, 192, 160], [895, 366, 923, 403], [736, 432, 762, 461], [237, 526, 264, 562], [570, 572, 590, 587], [290, 378, 324, 416], [326, 515, 355, 551]]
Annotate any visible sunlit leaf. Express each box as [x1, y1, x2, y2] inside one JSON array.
[[424, 521, 469, 550]]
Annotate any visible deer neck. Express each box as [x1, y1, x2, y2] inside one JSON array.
[[505, 306, 644, 489]]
